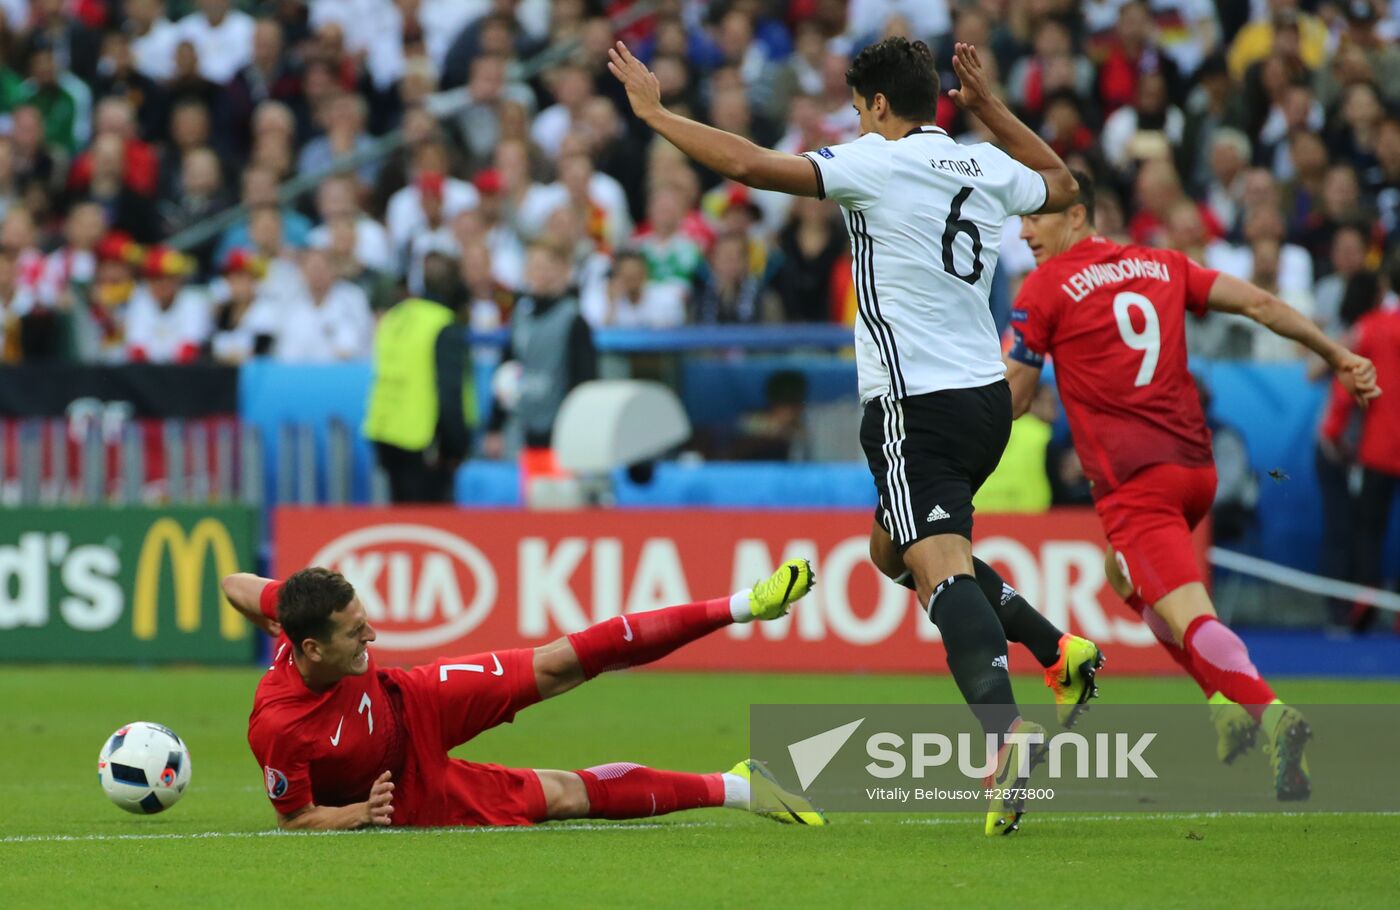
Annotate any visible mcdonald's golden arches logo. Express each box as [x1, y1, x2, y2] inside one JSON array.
[[133, 517, 245, 641]]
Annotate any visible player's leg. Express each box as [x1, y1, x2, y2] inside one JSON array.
[[530, 560, 813, 700], [533, 760, 826, 825], [1106, 545, 1254, 762], [876, 519, 1101, 726]]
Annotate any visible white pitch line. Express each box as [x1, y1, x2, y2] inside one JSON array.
[[0, 821, 721, 845]]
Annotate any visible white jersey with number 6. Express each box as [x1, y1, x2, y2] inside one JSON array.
[[804, 126, 1047, 403]]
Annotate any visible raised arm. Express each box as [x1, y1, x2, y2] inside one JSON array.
[[221, 572, 281, 637], [1206, 272, 1381, 406], [607, 42, 819, 196], [948, 43, 1077, 212]]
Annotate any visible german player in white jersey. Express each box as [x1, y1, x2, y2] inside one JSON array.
[[609, 38, 1099, 835]]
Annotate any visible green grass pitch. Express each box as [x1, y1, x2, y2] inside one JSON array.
[[2, 667, 1398, 909]]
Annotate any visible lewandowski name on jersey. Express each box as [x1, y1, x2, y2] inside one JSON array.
[[1061, 257, 1172, 302]]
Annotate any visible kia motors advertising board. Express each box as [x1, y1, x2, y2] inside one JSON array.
[[274, 509, 1196, 673]]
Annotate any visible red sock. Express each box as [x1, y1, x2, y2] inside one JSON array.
[[1127, 594, 1217, 698], [576, 763, 724, 819], [566, 598, 732, 679], [1182, 615, 1276, 720]]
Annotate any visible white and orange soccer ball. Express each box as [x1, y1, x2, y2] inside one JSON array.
[[98, 722, 192, 814]]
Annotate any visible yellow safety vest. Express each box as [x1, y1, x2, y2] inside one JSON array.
[[363, 298, 473, 451], [973, 416, 1053, 514]]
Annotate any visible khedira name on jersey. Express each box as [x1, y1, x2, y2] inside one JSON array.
[[1061, 257, 1172, 302]]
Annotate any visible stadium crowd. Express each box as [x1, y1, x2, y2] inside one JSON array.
[[0, 0, 1397, 366]]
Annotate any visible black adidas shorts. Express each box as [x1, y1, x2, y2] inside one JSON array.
[[860, 381, 1012, 550]]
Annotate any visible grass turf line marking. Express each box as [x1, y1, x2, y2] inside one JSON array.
[[0, 821, 722, 845]]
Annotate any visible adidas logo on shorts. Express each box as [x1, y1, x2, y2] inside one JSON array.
[[926, 505, 951, 522]]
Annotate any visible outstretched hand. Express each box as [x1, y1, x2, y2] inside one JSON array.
[[607, 41, 663, 123], [948, 42, 995, 113], [1336, 351, 1382, 408]]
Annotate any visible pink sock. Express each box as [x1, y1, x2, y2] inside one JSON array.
[[1128, 594, 1217, 698], [566, 598, 732, 679], [576, 763, 724, 818], [1182, 615, 1276, 720]]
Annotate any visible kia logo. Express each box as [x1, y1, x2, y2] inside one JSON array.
[[308, 524, 498, 650]]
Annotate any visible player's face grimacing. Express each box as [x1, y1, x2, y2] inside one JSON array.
[[313, 599, 376, 678], [1020, 206, 1084, 264]]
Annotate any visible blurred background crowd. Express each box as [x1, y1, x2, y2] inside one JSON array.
[[3, 0, 1398, 365]]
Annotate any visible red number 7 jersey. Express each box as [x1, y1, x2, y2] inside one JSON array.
[[1010, 235, 1220, 497]]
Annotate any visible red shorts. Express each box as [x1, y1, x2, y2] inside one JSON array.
[[381, 649, 547, 827], [1095, 462, 1216, 606]]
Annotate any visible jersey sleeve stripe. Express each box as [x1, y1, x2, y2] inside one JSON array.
[[852, 212, 908, 398], [803, 153, 826, 200]]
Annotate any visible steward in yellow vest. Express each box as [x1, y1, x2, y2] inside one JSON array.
[[364, 253, 476, 503]]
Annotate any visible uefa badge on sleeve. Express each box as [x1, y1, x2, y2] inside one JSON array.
[[265, 766, 289, 800]]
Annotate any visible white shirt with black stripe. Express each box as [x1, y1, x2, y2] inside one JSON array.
[[804, 127, 1047, 403]]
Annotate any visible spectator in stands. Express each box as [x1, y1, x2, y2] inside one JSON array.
[[1316, 2, 1400, 109], [1005, 18, 1094, 125], [1315, 269, 1378, 627], [1313, 223, 1372, 339], [635, 185, 703, 291], [18, 38, 83, 154], [29, 0, 101, 87], [484, 241, 596, 456], [774, 195, 844, 323], [1321, 262, 1400, 630], [81, 132, 156, 242], [403, 171, 458, 296], [274, 247, 373, 363], [298, 92, 378, 186], [1202, 128, 1251, 234], [157, 98, 215, 198], [580, 248, 684, 329], [1098, 0, 1183, 112], [243, 203, 304, 308], [92, 30, 165, 142], [690, 232, 776, 326], [1102, 71, 1185, 176], [214, 165, 311, 265], [364, 250, 478, 504], [306, 175, 393, 275], [126, 0, 180, 84], [75, 231, 141, 362], [124, 247, 208, 364], [0, 206, 43, 293], [224, 16, 303, 163], [166, 40, 221, 119], [178, 0, 255, 85], [158, 148, 228, 273], [1228, 1, 1327, 80], [206, 249, 275, 364], [69, 97, 157, 200], [37, 199, 105, 312], [386, 141, 478, 257]]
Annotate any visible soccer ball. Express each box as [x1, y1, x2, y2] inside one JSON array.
[[98, 722, 192, 814]]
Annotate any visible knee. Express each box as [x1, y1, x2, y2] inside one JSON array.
[[538, 770, 590, 819], [1104, 549, 1134, 600]]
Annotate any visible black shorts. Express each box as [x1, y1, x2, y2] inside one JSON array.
[[861, 381, 1012, 550]]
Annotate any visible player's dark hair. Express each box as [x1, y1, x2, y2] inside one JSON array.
[[845, 37, 939, 122], [1340, 270, 1380, 328], [1070, 169, 1096, 225], [278, 568, 357, 651]]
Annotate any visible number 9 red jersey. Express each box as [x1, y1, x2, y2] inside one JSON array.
[[1010, 235, 1220, 497]]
